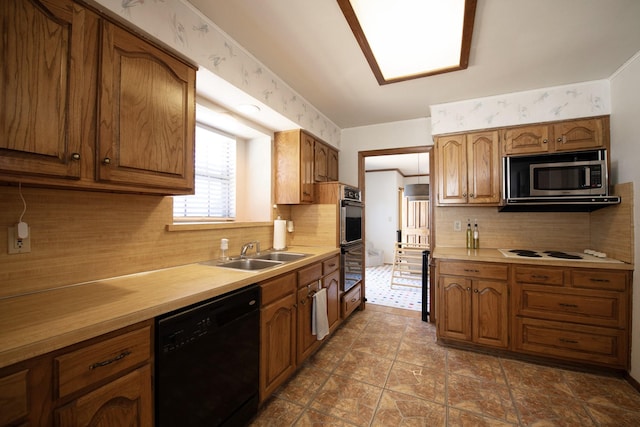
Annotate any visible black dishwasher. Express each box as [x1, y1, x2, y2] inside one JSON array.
[[155, 284, 260, 427]]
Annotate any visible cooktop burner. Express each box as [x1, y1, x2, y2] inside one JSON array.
[[498, 249, 623, 263], [509, 249, 542, 258], [544, 251, 582, 260]]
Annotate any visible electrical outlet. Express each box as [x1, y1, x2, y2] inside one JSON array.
[[453, 220, 462, 232], [8, 225, 31, 254]]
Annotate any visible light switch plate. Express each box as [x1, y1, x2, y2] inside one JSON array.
[[8, 225, 31, 254]]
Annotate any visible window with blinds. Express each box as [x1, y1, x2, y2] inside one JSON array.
[[173, 124, 236, 220]]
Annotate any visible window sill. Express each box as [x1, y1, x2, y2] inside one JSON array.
[[166, 221, 272, 232]]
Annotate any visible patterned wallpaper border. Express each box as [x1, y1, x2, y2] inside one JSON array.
[[430, 79, 611, 135], [93, 0, 342, 145]]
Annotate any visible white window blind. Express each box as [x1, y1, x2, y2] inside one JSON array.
[[173, 125, 236, 220]]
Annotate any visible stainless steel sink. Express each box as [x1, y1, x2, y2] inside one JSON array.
[[253, 252, 308, 262], [199, 251, 309, 271], [217, 258, 284, 271]]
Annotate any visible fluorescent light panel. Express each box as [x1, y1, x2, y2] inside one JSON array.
[[338, 0, 476, 85]]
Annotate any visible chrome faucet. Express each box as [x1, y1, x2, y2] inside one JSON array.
[[240, 241, 261, 257]]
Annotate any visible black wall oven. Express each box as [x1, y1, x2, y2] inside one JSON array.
[[341, 241, 362, 292], [339, 185, 363, 292]]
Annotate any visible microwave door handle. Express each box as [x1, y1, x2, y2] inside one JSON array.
[[584, 167, 590, 188]]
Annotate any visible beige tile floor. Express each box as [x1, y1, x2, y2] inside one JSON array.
[[250, 304, 640, 426]]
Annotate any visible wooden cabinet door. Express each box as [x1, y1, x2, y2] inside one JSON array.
[[438, 276, 472, 341], [260, 293, 296, 401], [314, 142, 329, 182], [55, 365, 152, 427], [0, 0, 92, 180], [97, 21, 195, 192], [323, 269, 340, 332], [472, 280, 508, 348], [466, 131, 500, 204], [327, 147, 339, 181], [296, 283, 322, 364], [300, 133, 315, 202], [553, 118, 604, 152], [503, 125, 551, 155], [436, 135, 467, 204], [0, 369, 29, 426]]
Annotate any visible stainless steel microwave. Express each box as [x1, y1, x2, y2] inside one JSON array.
[[503, 149, 619, 209]]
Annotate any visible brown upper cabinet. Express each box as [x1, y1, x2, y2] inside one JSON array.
[[275, 129, 339, 204], [0, 0, 196, 195], [314, 141, 339, 182], [435, 131, 500, 205], [0, 0, 87, 181], [502, 116, 607, 156]]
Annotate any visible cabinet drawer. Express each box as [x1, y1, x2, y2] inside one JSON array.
[[517, 285, 626, 328], [0, 369, 28, 425], [341, 283, 361, 319], [322, 255, 340, 275], [439, 261, 508, 280], [514, 317, 627, 368], [514, 266, 564, 286], [571, 270, 627, 291], [55, 325, 151, 399], [298, 263, 322, 287], [261, 272, 296, 306]]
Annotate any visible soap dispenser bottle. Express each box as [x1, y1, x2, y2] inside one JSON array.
[[466, 220, 472, 249]]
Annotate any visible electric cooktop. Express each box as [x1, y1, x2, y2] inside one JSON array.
[[498, 249, 623, 263]]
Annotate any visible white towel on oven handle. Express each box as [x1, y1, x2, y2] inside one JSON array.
[[311, 288, 329, 340]]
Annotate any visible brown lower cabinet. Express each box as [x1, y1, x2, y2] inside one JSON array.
[[437, 261, 509, 349], [512, 265, 630, 369], [435, 259, 632, 370], [259, 254, 354, 403], [0, 320, 153, 427], [259, 272, 298, 402]]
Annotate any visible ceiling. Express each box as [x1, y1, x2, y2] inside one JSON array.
[[187, 0, 640, 130], [364, 152, 430, 177]]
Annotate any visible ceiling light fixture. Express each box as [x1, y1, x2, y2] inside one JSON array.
[[337, 0, 477, 85], [236, 103, 261, 115]]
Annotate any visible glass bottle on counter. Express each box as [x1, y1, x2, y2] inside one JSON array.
[[466, 220, 472, 249], [473, 220, 479, 249]]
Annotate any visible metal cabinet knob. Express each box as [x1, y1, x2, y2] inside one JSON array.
[[71, 153, 80, 160], [473, 289, 479, 293], [103, 157, 111, 165], [543, 139, 548, 143]]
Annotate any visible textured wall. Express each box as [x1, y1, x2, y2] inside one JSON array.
[[430, 80, 610, 135]]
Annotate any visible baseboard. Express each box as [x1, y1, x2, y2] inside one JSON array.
[[625, 372, 640, 392]]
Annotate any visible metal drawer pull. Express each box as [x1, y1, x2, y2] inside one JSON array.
[[559, 303, 578, 308], [351, 298, 357, 303], [532, 275, 549, 280], [559, 338, 578, 344], [590, 278, 611, 283], [463, 269, 480, 273], [89, 350, 131, 370]]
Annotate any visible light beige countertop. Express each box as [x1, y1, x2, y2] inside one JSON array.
[[0, 246, 339, 369], [432, 247, 634, 271]]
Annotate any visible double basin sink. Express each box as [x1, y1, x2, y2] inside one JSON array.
[[200, 251, 309, 271]]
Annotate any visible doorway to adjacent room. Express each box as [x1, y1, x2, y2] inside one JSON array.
[[357, 146, 433, 318]]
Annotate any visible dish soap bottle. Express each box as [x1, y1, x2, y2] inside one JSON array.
[[473, 220, 480, 249], [466, 220, 472, 249]]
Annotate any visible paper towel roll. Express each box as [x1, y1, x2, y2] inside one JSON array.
[[273, 219, 287, 250]]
